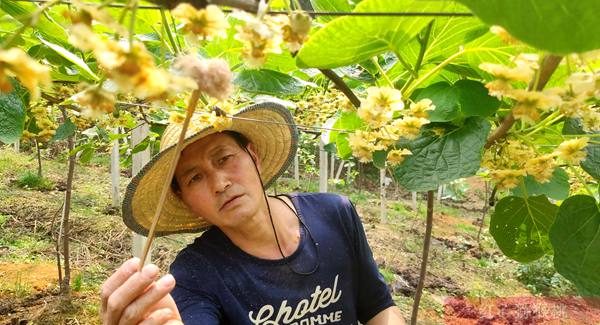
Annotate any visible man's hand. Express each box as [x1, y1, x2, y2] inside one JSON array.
[[100, 257, 182, 325]]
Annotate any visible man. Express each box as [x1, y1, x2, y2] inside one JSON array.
[[101, 102, 405, 324]]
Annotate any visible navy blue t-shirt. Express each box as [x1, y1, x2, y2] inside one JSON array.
[[170, 192, 394, 325]]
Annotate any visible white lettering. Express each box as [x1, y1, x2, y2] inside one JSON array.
[[248, 275, 343, 325]]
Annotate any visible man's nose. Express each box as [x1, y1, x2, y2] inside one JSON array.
[[212, 170, 231, 193]]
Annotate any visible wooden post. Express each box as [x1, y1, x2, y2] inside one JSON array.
[[319, 140, 328, 193], [132, 123, 151, 263], [412, 192, 418, 211], [111, 127, 120, 208], [13, 140, 19, 152], [380, 168, 387, 222], [437, 185, 443, 203], [334, 160, 345, 181], [294, 154, 300, 189], [330, 154, 335, 179]]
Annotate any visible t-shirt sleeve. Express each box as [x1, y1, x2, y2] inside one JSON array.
[[170, 252, 222, 325], [343, 197, 395, 323]]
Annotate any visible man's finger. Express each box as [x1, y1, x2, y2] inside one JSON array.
[[103, 263, 160, 325], [118, 274, 176, 325], [138, 308, 174, 325], [101, 257, 140, 313]]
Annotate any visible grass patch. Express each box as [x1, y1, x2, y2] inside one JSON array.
[[14, 171, 54, 191]]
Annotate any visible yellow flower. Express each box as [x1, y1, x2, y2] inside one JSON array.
[[348, 130, 384, 163], [387, 149, 412, 166], [391, 116, 429, 140], [582, 110, 600, 132], [169, 111, 186, 124], [359, 87, 403, 127], [409, 98, 435, 119], [172, 4, 228, 42], [554, 138, 589, 165], [68, 0, 126, 35], [504, 140, 535, 169], [506, 89, 562, 124], [282, 11, 312, 52], [0, 48, 51, 101], [73, 86, 116, 119], [524, 155, 556, 183], [479, 63, 534, 83], [233, 11, 283, 68], [490, 169, 526, 190], [490, 25, 519, 44]]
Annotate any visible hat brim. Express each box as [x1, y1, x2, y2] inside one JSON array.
[[122, 102, 298, 236]]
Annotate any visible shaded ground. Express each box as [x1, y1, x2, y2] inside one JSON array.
[[0, 146, 597, 324]]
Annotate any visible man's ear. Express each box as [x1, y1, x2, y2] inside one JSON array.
[[246, 143, 261, 171]]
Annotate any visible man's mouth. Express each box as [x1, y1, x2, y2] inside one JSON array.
[[220, 194, 243, 211]]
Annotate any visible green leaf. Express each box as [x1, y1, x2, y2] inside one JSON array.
[[455, 79, 501, 117], [415, 82, 461, 122], [414, 80, 499, 122], [309, 0, 355, 22], [51, 119, 76, 142], [79, 146, 94, 163], [373, 150, 387, 169], [490, 195, 558, 263], [234, 69, 315, 96], [393, 117, 490, 191], [0, 87, 26, 144], [296, 0, 447, 69], [131, 137, 150, 154], [37, 36, 98, 81], [456, 0, 600, 54], [550, 195, 600, 297], [511, 168, 570, 201], [0, 1, 68, 45], [562, 118, 600, 180]]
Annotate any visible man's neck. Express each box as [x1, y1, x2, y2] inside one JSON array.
[[220, 195, 300, 260]]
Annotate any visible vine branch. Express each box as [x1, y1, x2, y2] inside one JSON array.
[[484, 54, 563, 149], [319, 69, 361, 108]]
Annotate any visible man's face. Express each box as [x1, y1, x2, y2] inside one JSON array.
[[173, 132, 263, 230]]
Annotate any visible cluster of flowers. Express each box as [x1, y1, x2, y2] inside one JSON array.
[[348, 87, 434, 166], [483, 137, 589, 190], [294, 89, 352, 127], [172, 2, 311, 68], [22, 106, 58, 142]]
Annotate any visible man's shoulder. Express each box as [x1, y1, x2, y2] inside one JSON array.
[[288, 191, 352, 208]]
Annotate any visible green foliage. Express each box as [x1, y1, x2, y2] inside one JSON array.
[[414, 80, 500, 122], [550, 195, 600, 297], [51, 118, 77, 142], [457, 0, 600, 54], [393, 117, 490, 191], [511, 168, 570, 201], [297, 0, 446, 69], [330, 111, 365, 159], [0, 87, 26, 144], [562, 118, 600, 180], [516, 255, 577, 296], [234, 69, 316, 96], [490, 195, 557, 263], [14, 171, 54, 191]]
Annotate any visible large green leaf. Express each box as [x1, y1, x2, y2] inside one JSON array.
[[296, 0, 447, 69], [0, 87, 26, 144], [309, 0, 355, 22], [511, 168, 570, 201], [562, 118, 600, 180], [550, 195, 600, 297], [490, 195, 558, 263], [456, 0, 600, 54], [37, 36, 98, 81], [414, 80, 500, 122], [393, 117, 490, 191], [234, 69, 316, 96], [51, 119, 76, 142]]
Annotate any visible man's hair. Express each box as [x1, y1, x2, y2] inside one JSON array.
[[171, 131, 251, 192]]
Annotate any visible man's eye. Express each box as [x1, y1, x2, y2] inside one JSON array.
[[189, 174, 202, 185], [219, 154, 234, 165]]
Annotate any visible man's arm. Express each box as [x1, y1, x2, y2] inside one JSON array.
[[366, 306, 406, 325]]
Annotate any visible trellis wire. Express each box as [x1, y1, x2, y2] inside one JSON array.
[[13, 0, 474, 17]]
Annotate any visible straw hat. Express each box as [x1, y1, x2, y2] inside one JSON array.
[[122, 102, 298, 236]]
